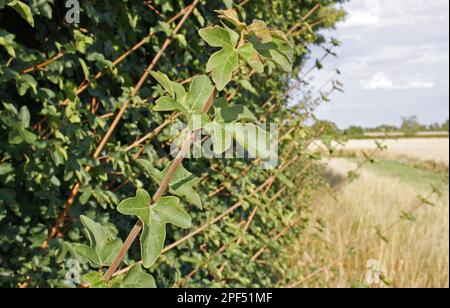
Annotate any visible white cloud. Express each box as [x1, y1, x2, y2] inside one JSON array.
[[410, 45, 450, 65], [340, 11, 380, 28], [361, 72, 435, 90], [338, 0, 449, 30]]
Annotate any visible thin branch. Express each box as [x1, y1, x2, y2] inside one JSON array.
[[20, 52, 65, 75]]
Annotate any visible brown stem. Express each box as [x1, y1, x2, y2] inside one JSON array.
[[20, 52, 65, 75]]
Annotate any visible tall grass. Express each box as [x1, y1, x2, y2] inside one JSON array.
[[291, 158, 449, 288]]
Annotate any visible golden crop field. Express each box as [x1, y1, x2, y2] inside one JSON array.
[[293, 138, 449, 288], [339, 138, 449, 166]]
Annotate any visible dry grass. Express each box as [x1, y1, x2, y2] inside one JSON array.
[[290, 158, 449, 288], [338, 138, 449, 167]]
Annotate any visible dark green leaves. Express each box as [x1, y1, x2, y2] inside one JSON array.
[[73, 216, 123, 268], [117, 189, 191, 268], [3, 105, 37, 145]]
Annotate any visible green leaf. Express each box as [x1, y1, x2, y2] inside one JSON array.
[[153, 96, 187, 112], [153, 74, 214, 114], [269, 49, 292, 73], [248, 34, 293, 73], [272, 35, 294, 63], [206, 47, 239, 91], [117, 190, 191, 268], [237, 43, 264, 73], [122, 264, 157, 288], [8, 127, 36, 145], [188, 111, 211, 131], [200, 26, 240, 90], [223, 0, 234, 9], [18, 106, 31, 128], [204, 98, 258, 155], [81, 215, 108, 248], [74, 216, 123, 268], [278, 173, 295, 189], [79, 58, 90, 80], [173, 81, 188, 100], [137, 160, 203, 209], [117, 189, 152, 223], [150, 71, 175, 98], [185, 75, 215, 112], [9, 1, 35, 27], [79, 187, 93, 205], [74, 30, 94, 54], [0, 163, 13, 176], [0, 206, 6, 222], [247, 20, 272, 43], [199, 26, 238, 49], [81, 271, 129, 289], [239, 79, 257, 95], [0, 30, 16, 57], [81, 272, 103, 286], [217, 8, 246, 29], [16, 74, 38, 96], [213, 97, 257, 123]]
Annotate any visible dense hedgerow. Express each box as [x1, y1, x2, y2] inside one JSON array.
[[0, 0, 345, 288]]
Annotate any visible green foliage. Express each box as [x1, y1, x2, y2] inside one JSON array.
[[81, 264, 156, 288], [1, 1, 35, 27], [117, 190, 191, 268], [137, 159, 203, 209], [73, 216, 123, 268], [0, 0, 346, 288]]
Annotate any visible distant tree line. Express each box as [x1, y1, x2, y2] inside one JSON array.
[[343, 117, 449, 138]]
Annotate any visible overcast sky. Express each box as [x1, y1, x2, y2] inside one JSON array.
[[307, 0, 449, 129]]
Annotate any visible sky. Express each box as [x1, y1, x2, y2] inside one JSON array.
[[306, 0, 449, 129]]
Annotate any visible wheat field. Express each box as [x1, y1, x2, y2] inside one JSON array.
[[337, 138, 449, 167], [292, 139, 449, 288]]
